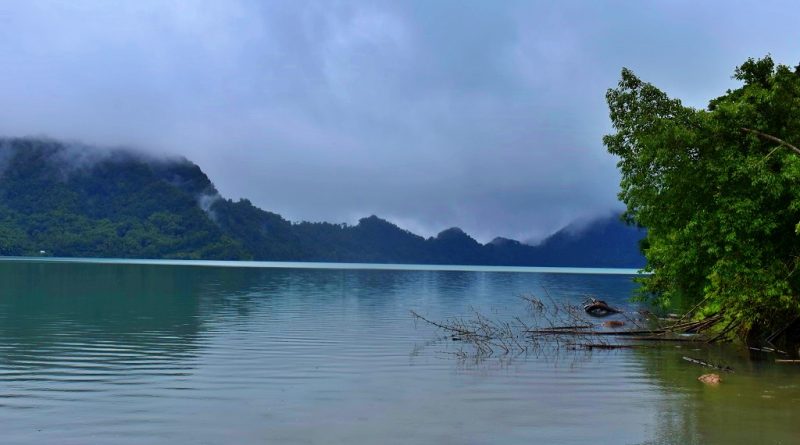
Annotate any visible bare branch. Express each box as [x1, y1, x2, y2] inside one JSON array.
[[741, 127, 800, 156], [411, 293, 726, 362]]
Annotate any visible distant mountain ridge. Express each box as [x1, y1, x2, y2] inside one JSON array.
[[527, 216, 646, 267], [0, 138, 645, 267]]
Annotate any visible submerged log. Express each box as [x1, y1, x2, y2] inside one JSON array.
[[602, 320, 625, 328], [527, 328, 668, 336]]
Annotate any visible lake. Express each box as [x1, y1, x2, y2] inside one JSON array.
[[0, 259, 798, 444]]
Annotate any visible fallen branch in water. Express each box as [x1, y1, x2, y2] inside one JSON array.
[[410, 310, 476, 336], [749, 346, 788, 355], [625, 335, 704, 342], [567, 343, 640, 350], [682, 356, 735, 373], [527, 314, 723, 338], [528, 328, 667, 336], [411, 293, 728, 360]]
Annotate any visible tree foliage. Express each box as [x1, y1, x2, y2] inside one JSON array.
[[604, 56, 800, 339], [0, 139, 249, 260]]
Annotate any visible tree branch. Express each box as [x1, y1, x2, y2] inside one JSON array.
[[741, 127, 800, 156]]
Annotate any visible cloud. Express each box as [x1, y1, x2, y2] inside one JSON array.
[[0, 0, 798, 242]]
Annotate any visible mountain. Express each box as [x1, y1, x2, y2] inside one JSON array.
[[527, 215, 646, 267], [0, 138, 247, 259], [0, 138, 645, 267]]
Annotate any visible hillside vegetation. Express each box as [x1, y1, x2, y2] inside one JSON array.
[[0, 138, 644, 267]]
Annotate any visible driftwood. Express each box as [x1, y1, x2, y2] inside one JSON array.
[[529, 328, 667, 336], [567, 343, 639, 350], [682, 355, 735, 373], [749, 346, 786, 354], [527, 314, 722, 338]]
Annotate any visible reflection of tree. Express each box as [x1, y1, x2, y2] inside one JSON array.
[[0, 261, 258, 368], [632, 346, 800, 444]]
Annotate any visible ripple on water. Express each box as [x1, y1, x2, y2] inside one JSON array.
[[0, 261, 799, 444]]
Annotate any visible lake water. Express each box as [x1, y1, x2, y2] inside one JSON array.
[[0, 259, 798, 444]]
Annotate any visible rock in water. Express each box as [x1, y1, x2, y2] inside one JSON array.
[[582, 298, 622, 317], [698, 373, 721, 385]]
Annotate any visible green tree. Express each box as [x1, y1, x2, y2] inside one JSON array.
[[604, 56, 800, 341]]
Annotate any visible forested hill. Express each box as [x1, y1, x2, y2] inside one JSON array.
[[0, 138, 644, 267]]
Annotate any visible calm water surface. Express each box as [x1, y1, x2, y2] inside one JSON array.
[[0, 259, 798, 444]]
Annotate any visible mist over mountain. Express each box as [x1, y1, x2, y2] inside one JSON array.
[[0, 138, 644, 267], [527, 214, 646, 267]]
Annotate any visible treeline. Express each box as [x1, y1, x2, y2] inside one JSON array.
[[605, 56, 800, 342], [0, 138, 644, 267]]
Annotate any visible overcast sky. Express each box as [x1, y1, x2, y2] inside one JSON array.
[[0, 1, 798, 242]]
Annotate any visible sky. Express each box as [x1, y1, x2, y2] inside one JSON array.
[[0, 1, 799, 242]]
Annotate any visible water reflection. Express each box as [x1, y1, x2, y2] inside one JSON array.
[[0, 262, 209, 366], [0, 260, 796, 444], [633, 346, 800, 444]]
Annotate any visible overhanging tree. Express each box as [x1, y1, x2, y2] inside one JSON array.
[[604, 56, 800, 341]]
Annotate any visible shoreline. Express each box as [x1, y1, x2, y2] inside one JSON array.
[[0, 256, 645, 275]]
